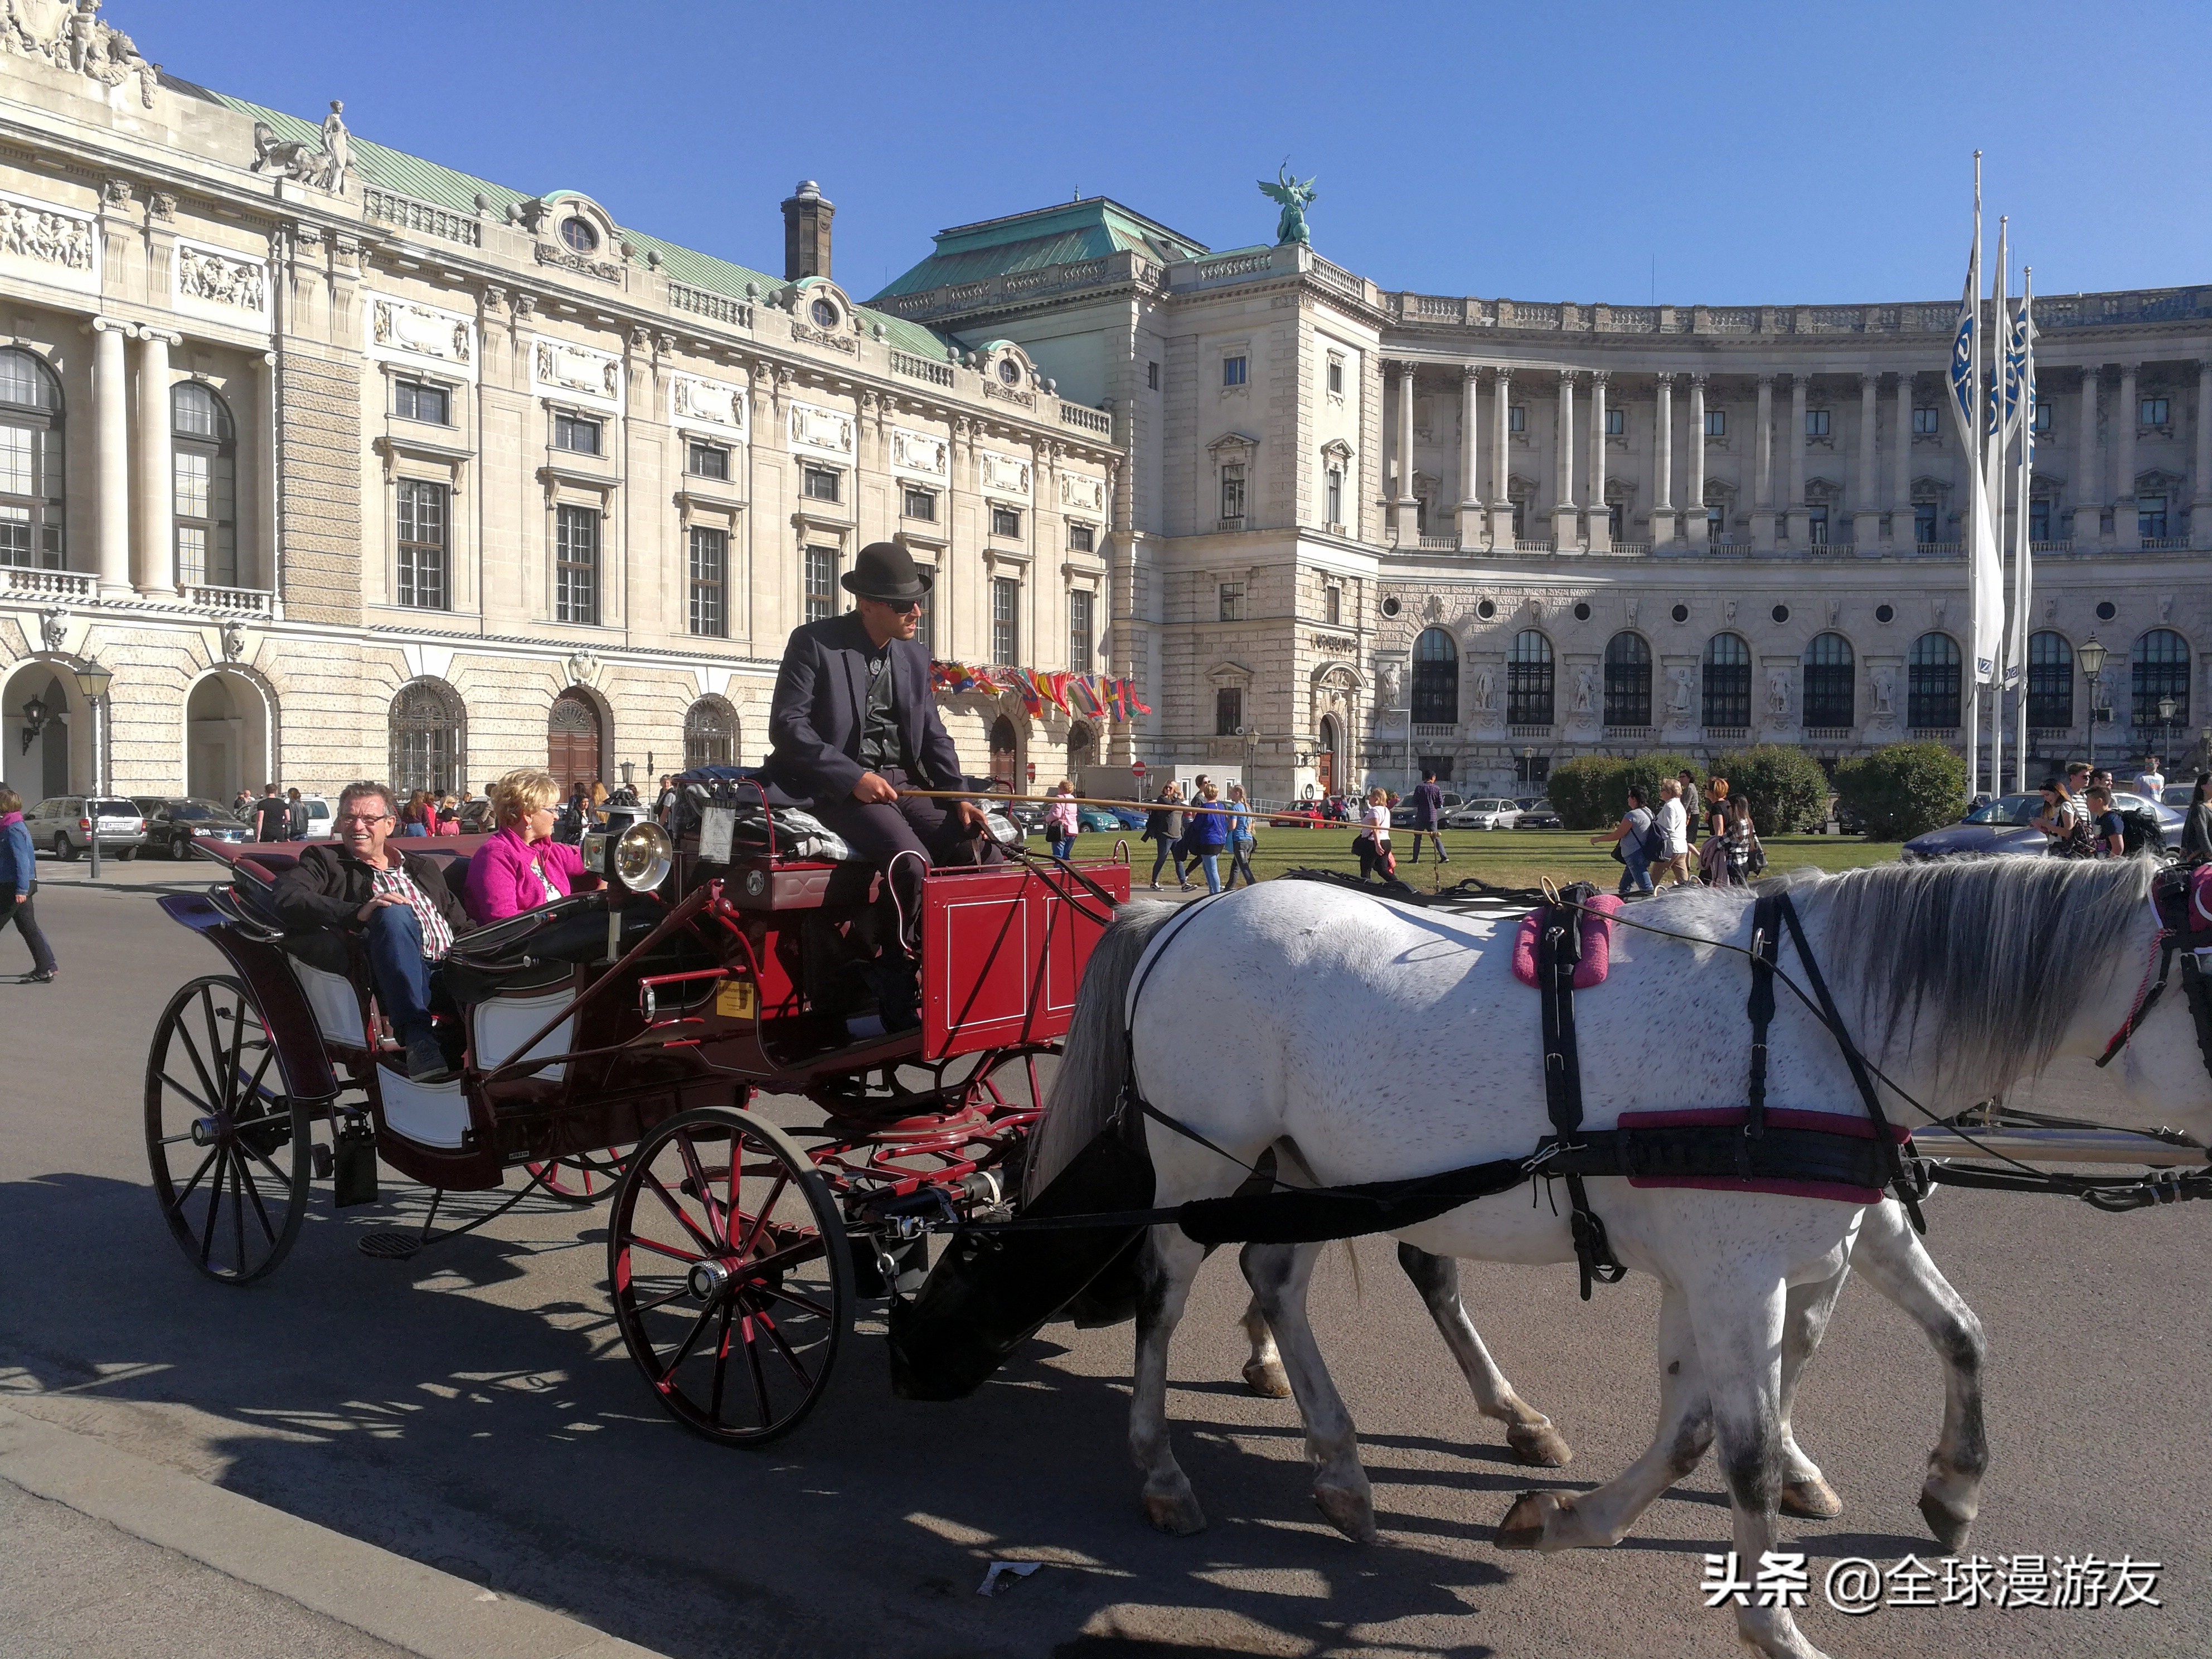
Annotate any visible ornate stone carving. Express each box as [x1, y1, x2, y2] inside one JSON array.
[[1258, 163, 1317, 246], [1871, 666, 1899, 724], [37, 605, 66, 652], [792, 318, 857, 355], [1059, 470, 1105, 517], [101, 174, 130, 207], [250, 101, 353, 192], [535, 242, 623, 283], [531, 336, 621, 407], [175, 242, 266, 312], [0, 196, 93, 270], [980, 449, 1032, 499], [1765, 665, 1794, 724], [891, 426, 948, 479], [147, 190, 173, 220], [1471, 666, 1496, 712], [787, 399, 853, 458], [219, 617, 245, 661], [1570, 664, 1598, 718], [510, 292, 537, 321], [4, 2, 159, 106], [1374, 658, 1400, 705], [668, 370, 746, 435], [565, 650, 600, 686], [368, 293, 474, 371]]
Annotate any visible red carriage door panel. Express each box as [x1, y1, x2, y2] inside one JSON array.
[[921, 863, 1131, 1061]]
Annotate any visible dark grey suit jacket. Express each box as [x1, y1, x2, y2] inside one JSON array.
[[761, 612, 963, 807]]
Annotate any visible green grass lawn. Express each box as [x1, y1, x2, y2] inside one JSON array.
[[1062, 827, 1901, 890]]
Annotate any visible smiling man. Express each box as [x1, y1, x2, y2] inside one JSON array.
[[270, 780, 477, 1080]]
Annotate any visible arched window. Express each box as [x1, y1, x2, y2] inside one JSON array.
[[1410, 627, 1459, 724], [1907, 633, 1962, 730], [1506, 630, 1554, 726], [1702, 633, 1751, 728], [1602, 632, 1651, 729], [2026, 632, 2073, 731], [0, 347, 63, 570], [988, 714, 1018, 789], [1801, 633, 1854, 729], [389, 680, 464, 798], [172, 381, 236, 589], [683, 696, 738, 769], [2132, 628, 2190, 735]]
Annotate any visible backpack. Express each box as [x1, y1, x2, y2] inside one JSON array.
[[2118, 806, 2162, 856]]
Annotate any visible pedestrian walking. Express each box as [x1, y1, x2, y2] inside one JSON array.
[[2138, 755, 2167, 797], [1678, 770, 1702, 840], [1654, 777, 1692, 885], [434, 794, 462, 836], [2184, 774, 2212, 864], [1593, 785, 1657, 898], [249, 783, 290, 843], [0, 785, 57, 983], [231, 788, 253, 816], [1406, 769, 1449, 864], [1185, 780, 1230, 894], [1043, 778, 1079, 862], [1697, 777, 1733, 885], [1224, 783, 1259, 889], [2031, 776, 2093, 858], [1726, 794, 1762, 883], [2083, 784, 2127, 858], [1354, 785, 1394, 881], [400, 789, 435, 837], [284, 787, 308, 841], [1143, 783, 1191, 891]]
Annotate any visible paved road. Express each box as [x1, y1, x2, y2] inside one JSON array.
[[2, 881, 2209, 1658]]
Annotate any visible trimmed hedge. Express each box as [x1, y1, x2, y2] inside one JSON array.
[[1833, 742, 1968, 841], [1546, 751, 1699, 830], [1710, 745, 1833, 833]]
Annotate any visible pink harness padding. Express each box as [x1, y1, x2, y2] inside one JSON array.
[[1616, 1107, 1911, 1204], [1511, 895, 1623, 989], [2191, 862, 2212, 935]]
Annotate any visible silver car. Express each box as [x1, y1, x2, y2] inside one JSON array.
[[26, 794, 147, 860], [1443, 797, 1524, 830]]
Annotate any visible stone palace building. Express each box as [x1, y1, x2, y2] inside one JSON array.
[[2, 5, 2208, 809]]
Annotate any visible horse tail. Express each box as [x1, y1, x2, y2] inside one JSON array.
[[1025, 898, 1182, 1202]]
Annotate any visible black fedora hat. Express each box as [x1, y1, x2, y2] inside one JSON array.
[[841, 541, 934, 603]]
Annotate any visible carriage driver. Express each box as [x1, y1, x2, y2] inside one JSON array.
[[271, 780, 478, 1083]]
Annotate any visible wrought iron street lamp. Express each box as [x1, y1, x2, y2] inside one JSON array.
[[18, 690, 47, 755], [71, 657, 112, 881], [2077, 635, 2107, 768]]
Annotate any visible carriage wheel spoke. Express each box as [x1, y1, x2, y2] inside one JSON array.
[[197, 1145, 229, 1265], [627, 1280, 695, 1316], [739, 1305, 773, 1426], [751, 1279, 833, 1320], [675, 1134, 727, 1246], [642, 1170, 719, 1257], [219, 991, 248, 1094], [157, 1073, 219, 1121], [173, 1021, 224, 1122], [626, 1234, 702, 1266], [237, 1044, 279, 1107], [753, 1306, 816, 1390], [733, 1169, 789, 1262], [707, 1302, 736, 1423], [167, 1144, 220, 1213], [200, 988, 241, 1110], [655, 1301, 719, 1386], [742, 1234, 824, 1282], [229, 1149, 246, 1269], [235, 1152, 278, 1244]]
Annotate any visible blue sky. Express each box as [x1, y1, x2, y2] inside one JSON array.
[[134, 0, 2209, 305]]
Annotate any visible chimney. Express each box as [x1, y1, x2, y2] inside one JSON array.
[[782, 180, 833, 282]]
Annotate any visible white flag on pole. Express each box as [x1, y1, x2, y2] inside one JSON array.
[[1948, 253, 2004, 685], [2007, 279, 2036, 693]]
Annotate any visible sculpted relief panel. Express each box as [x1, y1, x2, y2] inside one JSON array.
[[0, 189, 96, 292], [530, 334, 622, 411], [365, 293, 476, 379], [787, 399, 854, 459], [1059, 470, 1105, 517], [668, 371, 746, 438], [890, 425, 948, 480], [979, 449, 1031, 499], [172, 239, 268, 317]]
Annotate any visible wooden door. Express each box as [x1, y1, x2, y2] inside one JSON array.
[[1316, 718, 1336, 796], [548, 692, 600, 797]]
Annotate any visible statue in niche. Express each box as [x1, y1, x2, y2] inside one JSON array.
[[1767, 666, 1793, 721], [1471, 666, 1495, 713], [1872, 666, 1898, 721], [1570, 665, 1598, 715], [1258, 162, 1317, 247], [1374, 658, 1400, 705], [1667, 666, 1696, 718]]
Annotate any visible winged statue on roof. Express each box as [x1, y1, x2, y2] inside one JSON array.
[[1258, 162, 1317, 247]]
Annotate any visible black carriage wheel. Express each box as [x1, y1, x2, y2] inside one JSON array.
[[526, 1148, 626, 1205], [608, 1108, 851, 1447], [144, 974, 312, 1285]]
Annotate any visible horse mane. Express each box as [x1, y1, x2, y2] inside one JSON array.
[[1792, 855, 2158, 1097]]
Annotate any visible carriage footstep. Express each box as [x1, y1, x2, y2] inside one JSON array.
[[358, 1230, 423, 1260]]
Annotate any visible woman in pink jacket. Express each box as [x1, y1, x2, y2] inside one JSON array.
[[463, 769, 590, 923]]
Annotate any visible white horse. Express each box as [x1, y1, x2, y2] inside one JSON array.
[[1028, 857, 2204, 1659]]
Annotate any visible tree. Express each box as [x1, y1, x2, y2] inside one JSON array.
[[1547, 756, 1627, 830], [1832, 743, 1968, 841], [1711, 745, 1832, 833]]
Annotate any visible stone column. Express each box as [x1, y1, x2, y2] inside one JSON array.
[[1586, 371, 1610, 550], [89, 317, 133, 598], [1391, 361, 1418, 540], [1750, 374, 1776, 546], [1852, 373, 1881, 554], [1685, 375, 1707, 545], [2075, 367, 2102, 546], [2194, 360, 2212, 540], [1784, 373, 1810, 546], [133, 328, 179, 596], [1489, 367, 1517, 546], [1550, 371, 1579, 547], [1456, 364, 1484, 546], [253, 352, 278, 595], [2114, 362, 2140, 549], [1649, 373, 1675, 543], [1890, 371, 1914, 544]]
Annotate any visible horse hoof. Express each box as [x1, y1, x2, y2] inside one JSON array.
[[1495, 1488, 1555, 1550], [1779, 1476, 1845, 1520], [1143, 1488, 1208, 1536], [1918, 1487, 1973, 1554], [1312, 1482, 1377, 1544], [1506, 1421, 1574, 1468], [1241, 1357, 1292, 1399]]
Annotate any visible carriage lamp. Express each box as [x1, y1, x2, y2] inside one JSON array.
[[581, 805, 675, 895]]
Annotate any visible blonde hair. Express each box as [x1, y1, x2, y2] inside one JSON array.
[[488, 768, 561, 828], [1367, 786, 1388, 804], [0, 784, 18, 814], [1199, 782, 1219, 801]]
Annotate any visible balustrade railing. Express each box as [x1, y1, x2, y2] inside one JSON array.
[[1418, 533, 1461, 550], [186, 584, 274, 615], [1802, 726, 1854, 742], [1, 566, 93, 598], [1059, 402, 1112, 436], [668, 283, 748, 327], [890, 350, 955, 387], [1512, 539, 1556, 553], [362, 186, 483, 247], [2140, 535, 2192, 551]]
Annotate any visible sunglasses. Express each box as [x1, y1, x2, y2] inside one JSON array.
[[874, 598, 923, 615]]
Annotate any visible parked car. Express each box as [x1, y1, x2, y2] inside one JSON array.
[[1075, 806, 1127, 833], [1443, 797, 1524, 830], [1268, 803, 1326, 828], [2162, 784, 2195, 811], [26, 794, 146, 860], [1900, 791, 2180, 862], [1514, 799, 1565, 830], [133, 796, 252, 859], [292, 793, 336, 840]]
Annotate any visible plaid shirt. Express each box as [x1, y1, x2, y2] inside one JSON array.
[[370, 864, 455, 962]]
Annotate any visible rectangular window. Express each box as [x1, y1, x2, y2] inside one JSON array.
[[1067, 521, 1094, 552], [991, 576, 1019, 666], [1068, 588, 1093, 671], [174, 524, 206, 588], [1913, 406, 1941, 435], [803, 545, 838, 623], [687, 525, 726, 637], [1808, 503, 1830, 545], [802, 465, 841, 503], [1147, 361, 1159, 390], [1215, 686, 1243, 736], [991, 505, 1022, 539], [1223, 355, 1248, 387], [2029, 497, 2052, 541], [0, 425, 30, 496], [554, 502, 598, 624], [2139, 496, 2169, 540], [1705, 409, 1726, 438], [1508, 405, 1527, 434], [1325, 584, 1341, 627], [1705, 503, 1725, 541], [2141, 397, 2170, 427], [913, 574, 934, 656], [395, 478, 449, 610], [1608, 501, 1624, 542], [1806, 409, 1831, 438], [1219, 581, 1245, 623], [1914, 502, 1939, 544], [394, 379, 450, 425], [1220, 465, 1245, 522], [1326, 358, 1344, 396], [902, 486, 937, 521], [1605, 407, 1624, 435], [2032, 401, 2053, 433], [686, 440, 729, 481], [173, 447, 235, 589], [552, 411, 601, 455], [1326, 466, 1343, 525]]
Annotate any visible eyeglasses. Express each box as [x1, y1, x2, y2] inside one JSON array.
[[334, 813, 393, 828]]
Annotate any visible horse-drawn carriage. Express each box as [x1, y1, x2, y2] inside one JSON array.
[[147, 775, 1128, 1442]]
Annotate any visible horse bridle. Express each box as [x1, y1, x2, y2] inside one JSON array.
[[2094, 863, 2199, 1068]]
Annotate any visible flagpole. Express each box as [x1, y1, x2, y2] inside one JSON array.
[[2015, 266, 2036, 771], [1988, 217, 2008, 795], [1966, 154, 1983, 797]]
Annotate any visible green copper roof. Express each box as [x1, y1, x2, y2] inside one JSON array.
[[175, 81, 951, 360], [870, 196, 1209, 301]]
